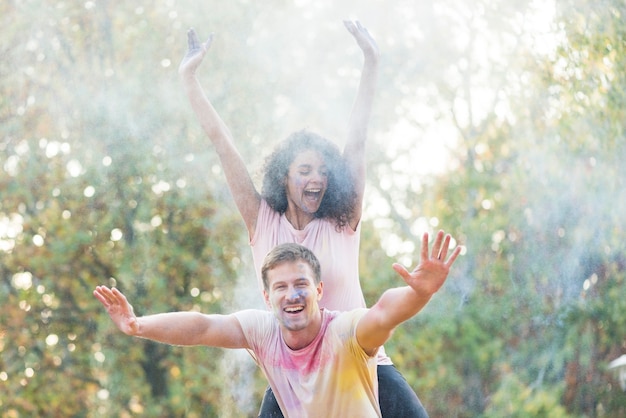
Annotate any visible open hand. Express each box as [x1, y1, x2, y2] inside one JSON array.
[[179, 28, 214, 76], [392, 230, 462, 297], [93, 285, 139, 336], [344, 20, 379, 60]]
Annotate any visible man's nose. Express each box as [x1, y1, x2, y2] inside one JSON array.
[[286, 289, 303, 301]]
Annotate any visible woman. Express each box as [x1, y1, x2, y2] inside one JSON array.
[[179, 21, 428, 418]]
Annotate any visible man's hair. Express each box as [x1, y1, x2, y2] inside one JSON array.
[[260, 129, 357, 230], [261, 243, 322, 291]]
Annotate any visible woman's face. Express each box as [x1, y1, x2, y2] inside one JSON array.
[[284, 149, 328, 215]]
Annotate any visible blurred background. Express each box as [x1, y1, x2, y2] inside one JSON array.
[[1, 0, 625, 416]]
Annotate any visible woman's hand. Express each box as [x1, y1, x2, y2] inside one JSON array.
[[179, 28, 214, 77]]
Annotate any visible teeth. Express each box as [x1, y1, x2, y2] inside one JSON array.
[[285, 306, 303, 313], [305, 189, 321, 193]]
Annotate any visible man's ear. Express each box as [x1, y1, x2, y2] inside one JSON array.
[[263, 289, 272, 309], [317, 281, 324, 301]]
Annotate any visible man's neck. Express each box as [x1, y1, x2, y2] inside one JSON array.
[[281, 309, 323, 350]]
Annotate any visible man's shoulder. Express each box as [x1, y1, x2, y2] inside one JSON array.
[[325, 308, 368, 328], [234, 309, 275, 326], [326, 307, 368, 317]]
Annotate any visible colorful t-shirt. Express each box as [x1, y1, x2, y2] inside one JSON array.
[[251, 199, 365, 311], [234, 308, 381, 418], [250, 199, 393, 365]]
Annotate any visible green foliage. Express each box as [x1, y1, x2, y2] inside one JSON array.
[[1, 0, 251, 416], [484, 372, 569, 418], [360, 0, 626, 417], [2, 0, 626, 416]]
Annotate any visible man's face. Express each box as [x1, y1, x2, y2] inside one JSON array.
[[264, 260, 323, 332]]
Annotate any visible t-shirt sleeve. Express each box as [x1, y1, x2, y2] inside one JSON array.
[[250, 199, 273, 246], [234, 309, 277, 358], [332, 308, 376, 360]]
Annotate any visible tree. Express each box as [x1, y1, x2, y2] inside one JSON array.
[[1, 0, 253, 416], [2, 0, 625, 416], [359, 0, 626, 416]]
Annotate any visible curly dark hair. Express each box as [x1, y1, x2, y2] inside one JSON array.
[[261, 130, 357, 230]]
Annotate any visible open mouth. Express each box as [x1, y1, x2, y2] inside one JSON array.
[[284, 305, 304, 314], [304, 189, 322, 200]]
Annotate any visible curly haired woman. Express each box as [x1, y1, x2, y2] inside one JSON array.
[[179, 21, 429, 418]]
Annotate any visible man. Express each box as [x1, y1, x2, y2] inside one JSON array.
[[94, 230, 461, 417]]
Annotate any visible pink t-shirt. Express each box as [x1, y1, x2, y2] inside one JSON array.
[[251, 199, 365, 311], [234, 308, 381, 418], [251, 199, 393, 365]]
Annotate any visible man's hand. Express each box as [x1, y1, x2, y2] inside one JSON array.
[[93, 286, 139, 336], [179, 28, 214, 76], [344, 20, 379, 60], [392, 230, 462, 298]]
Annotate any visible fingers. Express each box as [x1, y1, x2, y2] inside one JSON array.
[[94, 285, 127, 308], [430, 230, 445, 260], [439, 233, 451, 260], [110, 287, 128, 306], [420, 232, 429, 261], [445, 245, 463, 267], [186, 28, 213, 51], [93, 287, 109, 307], [94, 285, 114, 306], [187, 28, 200, 50], [421, 230, 462, 264], [392, 262, 411, 282], [433, 230, 463, 266], [343, 20, 366, 36], [343, 20, 355, 33], [204, 33, 214, 49]]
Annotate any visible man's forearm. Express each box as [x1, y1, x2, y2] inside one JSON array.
[[373, 286, 432, 330], [357, 286, 432, 353], [134, 311, 210, 346]]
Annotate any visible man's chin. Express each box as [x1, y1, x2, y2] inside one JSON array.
[[281, 319, 308, 332]]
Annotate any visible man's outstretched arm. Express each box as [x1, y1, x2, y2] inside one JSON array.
[[356, 230, 462, 354], [93, 285, 248, 349]]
